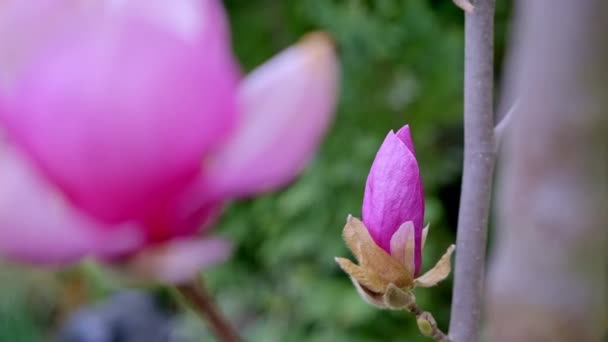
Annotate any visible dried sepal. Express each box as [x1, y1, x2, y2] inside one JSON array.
[[335, 257, 386, 293], [349, 280, 415, 311], [341, 215, 412, 289], [337, 214, 455, 316], [414, 244, 455, 288], [350, 277, 386, 308]]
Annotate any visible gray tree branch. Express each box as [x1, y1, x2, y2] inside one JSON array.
[[448, 0, 496, 341]]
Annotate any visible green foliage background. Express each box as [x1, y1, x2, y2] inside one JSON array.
[[0, 1, 511, 341]]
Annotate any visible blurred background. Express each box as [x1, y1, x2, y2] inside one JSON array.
[[0, 1, 512, 341]]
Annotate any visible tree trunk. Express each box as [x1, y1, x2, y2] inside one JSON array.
[[486, 1, 608, 341]]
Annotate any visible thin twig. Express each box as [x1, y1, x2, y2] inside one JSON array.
[[176, 279, 240, 342], [494, 99, 519, 152], [448, 0, 496, 341], [407, 303, 451, 342], [453, 0, 475, 14]]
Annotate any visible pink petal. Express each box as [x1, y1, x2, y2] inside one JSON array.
[[362, 127, 424, 273], [389, 221, 414, 262], [0, 1, 82, 88], [395, 125, 416, 155], [390, 221, 420, 276], [140, 186, 224, 243], [0, 142, 143, 265], [126, 237, 232, 284], [0, 0, 239, 223], [395, 124, 424, 272], [206, 32, 339, 197]]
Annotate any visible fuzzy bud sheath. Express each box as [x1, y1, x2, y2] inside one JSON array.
[[335, 216, 454, 309]]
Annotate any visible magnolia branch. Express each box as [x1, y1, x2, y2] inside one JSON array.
[[453, 0, 475, 13], [448, 0, 496, 341], [176, 279, 240, 342]]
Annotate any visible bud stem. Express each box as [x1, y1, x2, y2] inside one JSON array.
[[407, 303, 451, 342], [176, 279, 240, 342]]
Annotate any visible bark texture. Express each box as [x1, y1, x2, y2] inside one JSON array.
[[486, 1, 608, 341]]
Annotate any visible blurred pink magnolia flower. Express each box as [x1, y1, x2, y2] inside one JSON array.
[[0, 0, 338, 281], [362, 125, 425, 275]]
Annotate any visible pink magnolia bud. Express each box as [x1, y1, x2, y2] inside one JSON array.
[[336, 126, 454, 311], [0, 0, 339, 269], [362, 125, 425, 275]]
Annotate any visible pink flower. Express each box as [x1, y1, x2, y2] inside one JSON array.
[[0, 0, 239, 224], [362, 125, 425, 275], [0, 0, 339, 274], [335, 126, 454, 310]]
